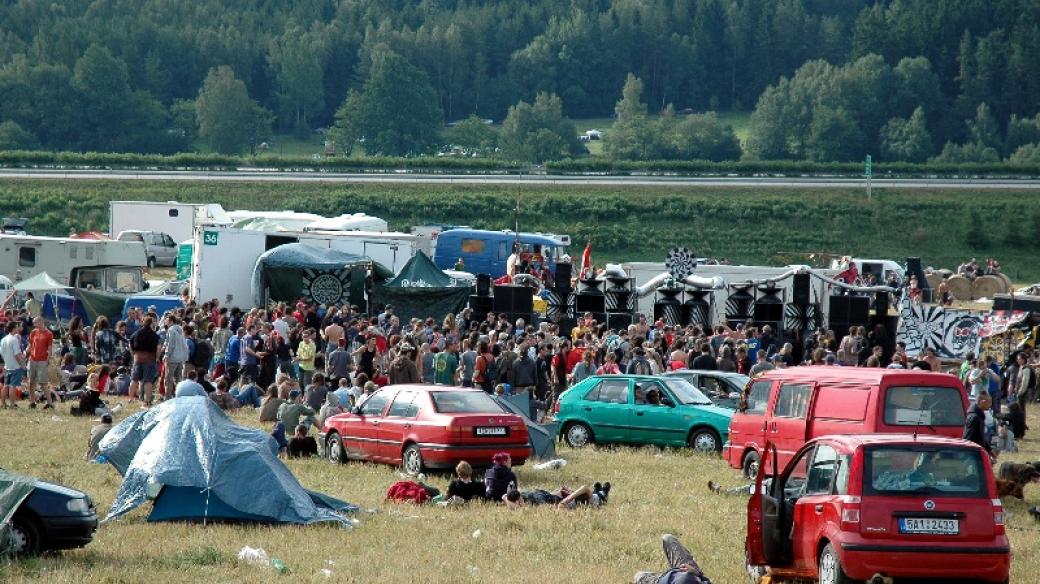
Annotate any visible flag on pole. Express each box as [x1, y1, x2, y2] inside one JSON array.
[[579, 241, 592, 279]]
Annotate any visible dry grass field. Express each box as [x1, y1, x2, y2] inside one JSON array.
[[2, 402, 1039, 584]]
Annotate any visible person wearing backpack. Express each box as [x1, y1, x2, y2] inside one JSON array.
[[474, 340, 497, 394], [191, 335, 214, 378], [627, 347, 654, 375]]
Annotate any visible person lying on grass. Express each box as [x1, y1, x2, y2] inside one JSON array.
[[445, 461, 487, 503], [634, 534, 713, 584], [503, 481, 611, 510]]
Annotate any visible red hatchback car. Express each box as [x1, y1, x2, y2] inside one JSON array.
[[320, 385, 531, 474], [747, 434, 1010, 584]]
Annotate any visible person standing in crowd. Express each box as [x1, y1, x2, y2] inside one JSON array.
[[239, 324, 263, 383], [459, 338, 477, 388], [26, 316, 54, 409], [967, 356, 1001, 401], [1, 321, 25, 409], [296, 329, 317, 386], [129, 316, 160, 405], [474, 340, 496, 393], [963, 392, 995, 461], [433, 338, 459, 386], [325, 337, 351, 387], [161, 314, 189, 400]]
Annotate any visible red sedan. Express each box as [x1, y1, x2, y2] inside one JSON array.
[[321, 385, 531, 474]]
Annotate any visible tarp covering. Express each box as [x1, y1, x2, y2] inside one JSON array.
[[495, 394, 557, 461], [372, 252, 472, 323], [13, 272, 68, 291], [73, 288, 127, 324], [98, 396, 354, 526], [250, 243, 373, 308], [0, 470, 35, 555]]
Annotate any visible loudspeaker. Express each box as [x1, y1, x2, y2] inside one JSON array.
[[725, 285, 754, 322], [575, 293, 606, 314], [476, 274, 491, 297], [493, 286, 533, 314], [607, 313, 634, 330], [469, 295, 492, 320], [683, 290, 712, 327], [849, 295, 870, 324], [554, 262, 572, 285], [753, 303, 783, 323], [874, 291, 890, 316], [829, 296, 850, 323], [792, 273, 811, 305]]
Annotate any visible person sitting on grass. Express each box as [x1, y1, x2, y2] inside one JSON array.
[[231, 374, 262, 408], [75, 373, 108, 416], [445, 461, 487, 503], [278, 389, 316, 431], [271, 421, 289, 455], [208, 378, 239, 411], [85, 413, 113, 461], [634, 534, 714, 584], [174, 369, 207, 398], [287, 424, 318, 458], [503, 481, 611, 509], [316, 392, 343, 429], [485, 452, 519, 502]]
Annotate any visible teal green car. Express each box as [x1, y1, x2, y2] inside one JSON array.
[[554, 375, 733, 452]]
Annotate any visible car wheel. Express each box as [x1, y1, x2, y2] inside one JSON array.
[[817, 543, 853, 584], [742, 451, 761, 480], [9, 515, 42, 556], [326, 432, 345, 464], [689, 428, 722, 453], [563, 422, 593, 448], [147, 257, 156, 268], [402, 444, 424, 475]]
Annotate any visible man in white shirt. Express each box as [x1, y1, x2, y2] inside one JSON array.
[[1, 321, 26, 408]]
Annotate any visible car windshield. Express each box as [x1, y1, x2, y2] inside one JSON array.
[[865, 445, 985, 497], [430, 391, 506, 414], [883, 386, 965, 427], [663, 379, 712, 405]]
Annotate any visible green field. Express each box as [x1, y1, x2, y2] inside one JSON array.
[[0, 178, 1038, 281], [2, 402, 1039, 583]]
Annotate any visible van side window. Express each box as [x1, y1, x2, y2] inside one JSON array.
[[461, 239, 484, 253], [743, 381, 771, 415], [805, 444, 839, 495], [773, 383, 811, 418], [18, 247, 36, 267]]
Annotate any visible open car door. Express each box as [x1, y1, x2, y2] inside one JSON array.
[[746, 441, 789, 569]]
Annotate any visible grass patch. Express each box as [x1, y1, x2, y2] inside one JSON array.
[[1, 403, 1039, 583]]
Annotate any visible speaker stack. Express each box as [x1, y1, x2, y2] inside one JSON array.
[[753, 284, 784, 333], [604, 275, 634, 330], [654, 287, 683, 326], [784, 273, 820, 334], [575, 277, 606, 325], [546, 263, 575, 332], [683, 290, 712, 328], [827, 294, 871, 337], [469, 273, 493, 321], [725, 284, 754, 328], [493, 285, 534, 325]]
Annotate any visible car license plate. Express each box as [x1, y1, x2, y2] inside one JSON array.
[[898, 517, 959, 535], [474, 426, 507, 437]]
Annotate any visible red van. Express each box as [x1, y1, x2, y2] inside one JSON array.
[[746, 434, 1010, 584], [724, 368, 968, 478]]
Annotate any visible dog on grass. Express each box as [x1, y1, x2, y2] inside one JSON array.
[[995, 479, 1024, 500]]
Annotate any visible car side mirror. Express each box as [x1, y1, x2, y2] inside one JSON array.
[[661, 397, 675, 407]]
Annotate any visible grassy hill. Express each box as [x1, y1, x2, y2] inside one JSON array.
[[1, 178, 1038, 282]]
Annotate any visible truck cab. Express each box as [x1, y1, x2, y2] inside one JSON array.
[[432, 229, 569, 279]]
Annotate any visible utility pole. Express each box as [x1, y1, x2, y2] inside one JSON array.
[[865, 154, 872, 201]]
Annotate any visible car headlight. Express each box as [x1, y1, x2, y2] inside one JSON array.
[[66, 498, 90, 513]]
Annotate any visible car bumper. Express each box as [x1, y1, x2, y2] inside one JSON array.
[[40, 513, 98, 550], [839, 541, 1010, 582], [418, 443, 531, 469]]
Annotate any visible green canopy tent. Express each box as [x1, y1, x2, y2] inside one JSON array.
[[250, 243, 390, 308], [371, 251, 472, 323]]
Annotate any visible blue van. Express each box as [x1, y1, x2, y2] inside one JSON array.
[[433, 229, 569, 278]]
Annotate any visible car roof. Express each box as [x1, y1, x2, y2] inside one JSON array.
[[812, 433, 981, 450], [583, 374, 665, 382], [755, 366, 962, 385], [378, 384, 487, 393]]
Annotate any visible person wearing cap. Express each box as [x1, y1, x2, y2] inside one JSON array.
[[85, 413, 113, 461], [277, 388, 315, 432], [484, 452, 519, 503]]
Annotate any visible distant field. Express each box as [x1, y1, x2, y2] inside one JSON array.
[[1, 178, 1039, 281]]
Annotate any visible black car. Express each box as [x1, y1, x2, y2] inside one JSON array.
[[4, 471, 98, 556]]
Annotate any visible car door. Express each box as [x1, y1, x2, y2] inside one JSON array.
[[767, 382, 815, 468], [348, 391, 393, 461], [627, 380, 687, 446], [580, 378, 631, 443], [160, 234, 177, 265], [791, 443, 841, 570], [729, 380, 773, 470], [379, 390, 419, 462]]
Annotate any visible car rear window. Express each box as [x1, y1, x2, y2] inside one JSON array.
[[865, 446, 986, 497], [883, 386, 965, 426], [431, 391, 506, 414]]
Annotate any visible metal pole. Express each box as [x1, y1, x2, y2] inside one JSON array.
[[867, 174, 872, 201]]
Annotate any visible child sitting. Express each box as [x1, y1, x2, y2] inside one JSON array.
[[85, 413, 113, 460], [287, 424, 318, 458], [445, 461, 487, 503]]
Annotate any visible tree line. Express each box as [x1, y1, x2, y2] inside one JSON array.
[[0, 0, 1037, 165]]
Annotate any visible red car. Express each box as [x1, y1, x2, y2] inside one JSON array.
[[747, 434, 1010, 584], [321, 385, 531, 474]]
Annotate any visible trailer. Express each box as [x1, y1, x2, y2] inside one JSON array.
[[109, 201, 230, 243], [189, 225, 419, 307], [0, 234, 148, 294]]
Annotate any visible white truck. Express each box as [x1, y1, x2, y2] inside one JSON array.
[[109, 201, 231, 243], [189, 225, 420, 307], [0, 234, 148, 293]]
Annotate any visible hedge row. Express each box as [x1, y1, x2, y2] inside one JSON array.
[[0, 149, 1038, 177]]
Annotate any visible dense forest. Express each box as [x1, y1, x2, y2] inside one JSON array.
[[0, 0, 1038, 163]]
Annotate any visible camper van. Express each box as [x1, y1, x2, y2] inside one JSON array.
[[0, 234, 148, 294], [432, 229, 570, 278], [189, 225, 419, 307]]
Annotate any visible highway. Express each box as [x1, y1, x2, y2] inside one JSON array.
[[1, 168, 1039, 188]]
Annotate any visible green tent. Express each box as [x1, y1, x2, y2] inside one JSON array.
[[0, 469, 36, 556], [372, 252, 472, 323], [250, 243, 383, 307]]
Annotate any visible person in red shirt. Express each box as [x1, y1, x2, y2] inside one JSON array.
[[27, 317, 55, 408]]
